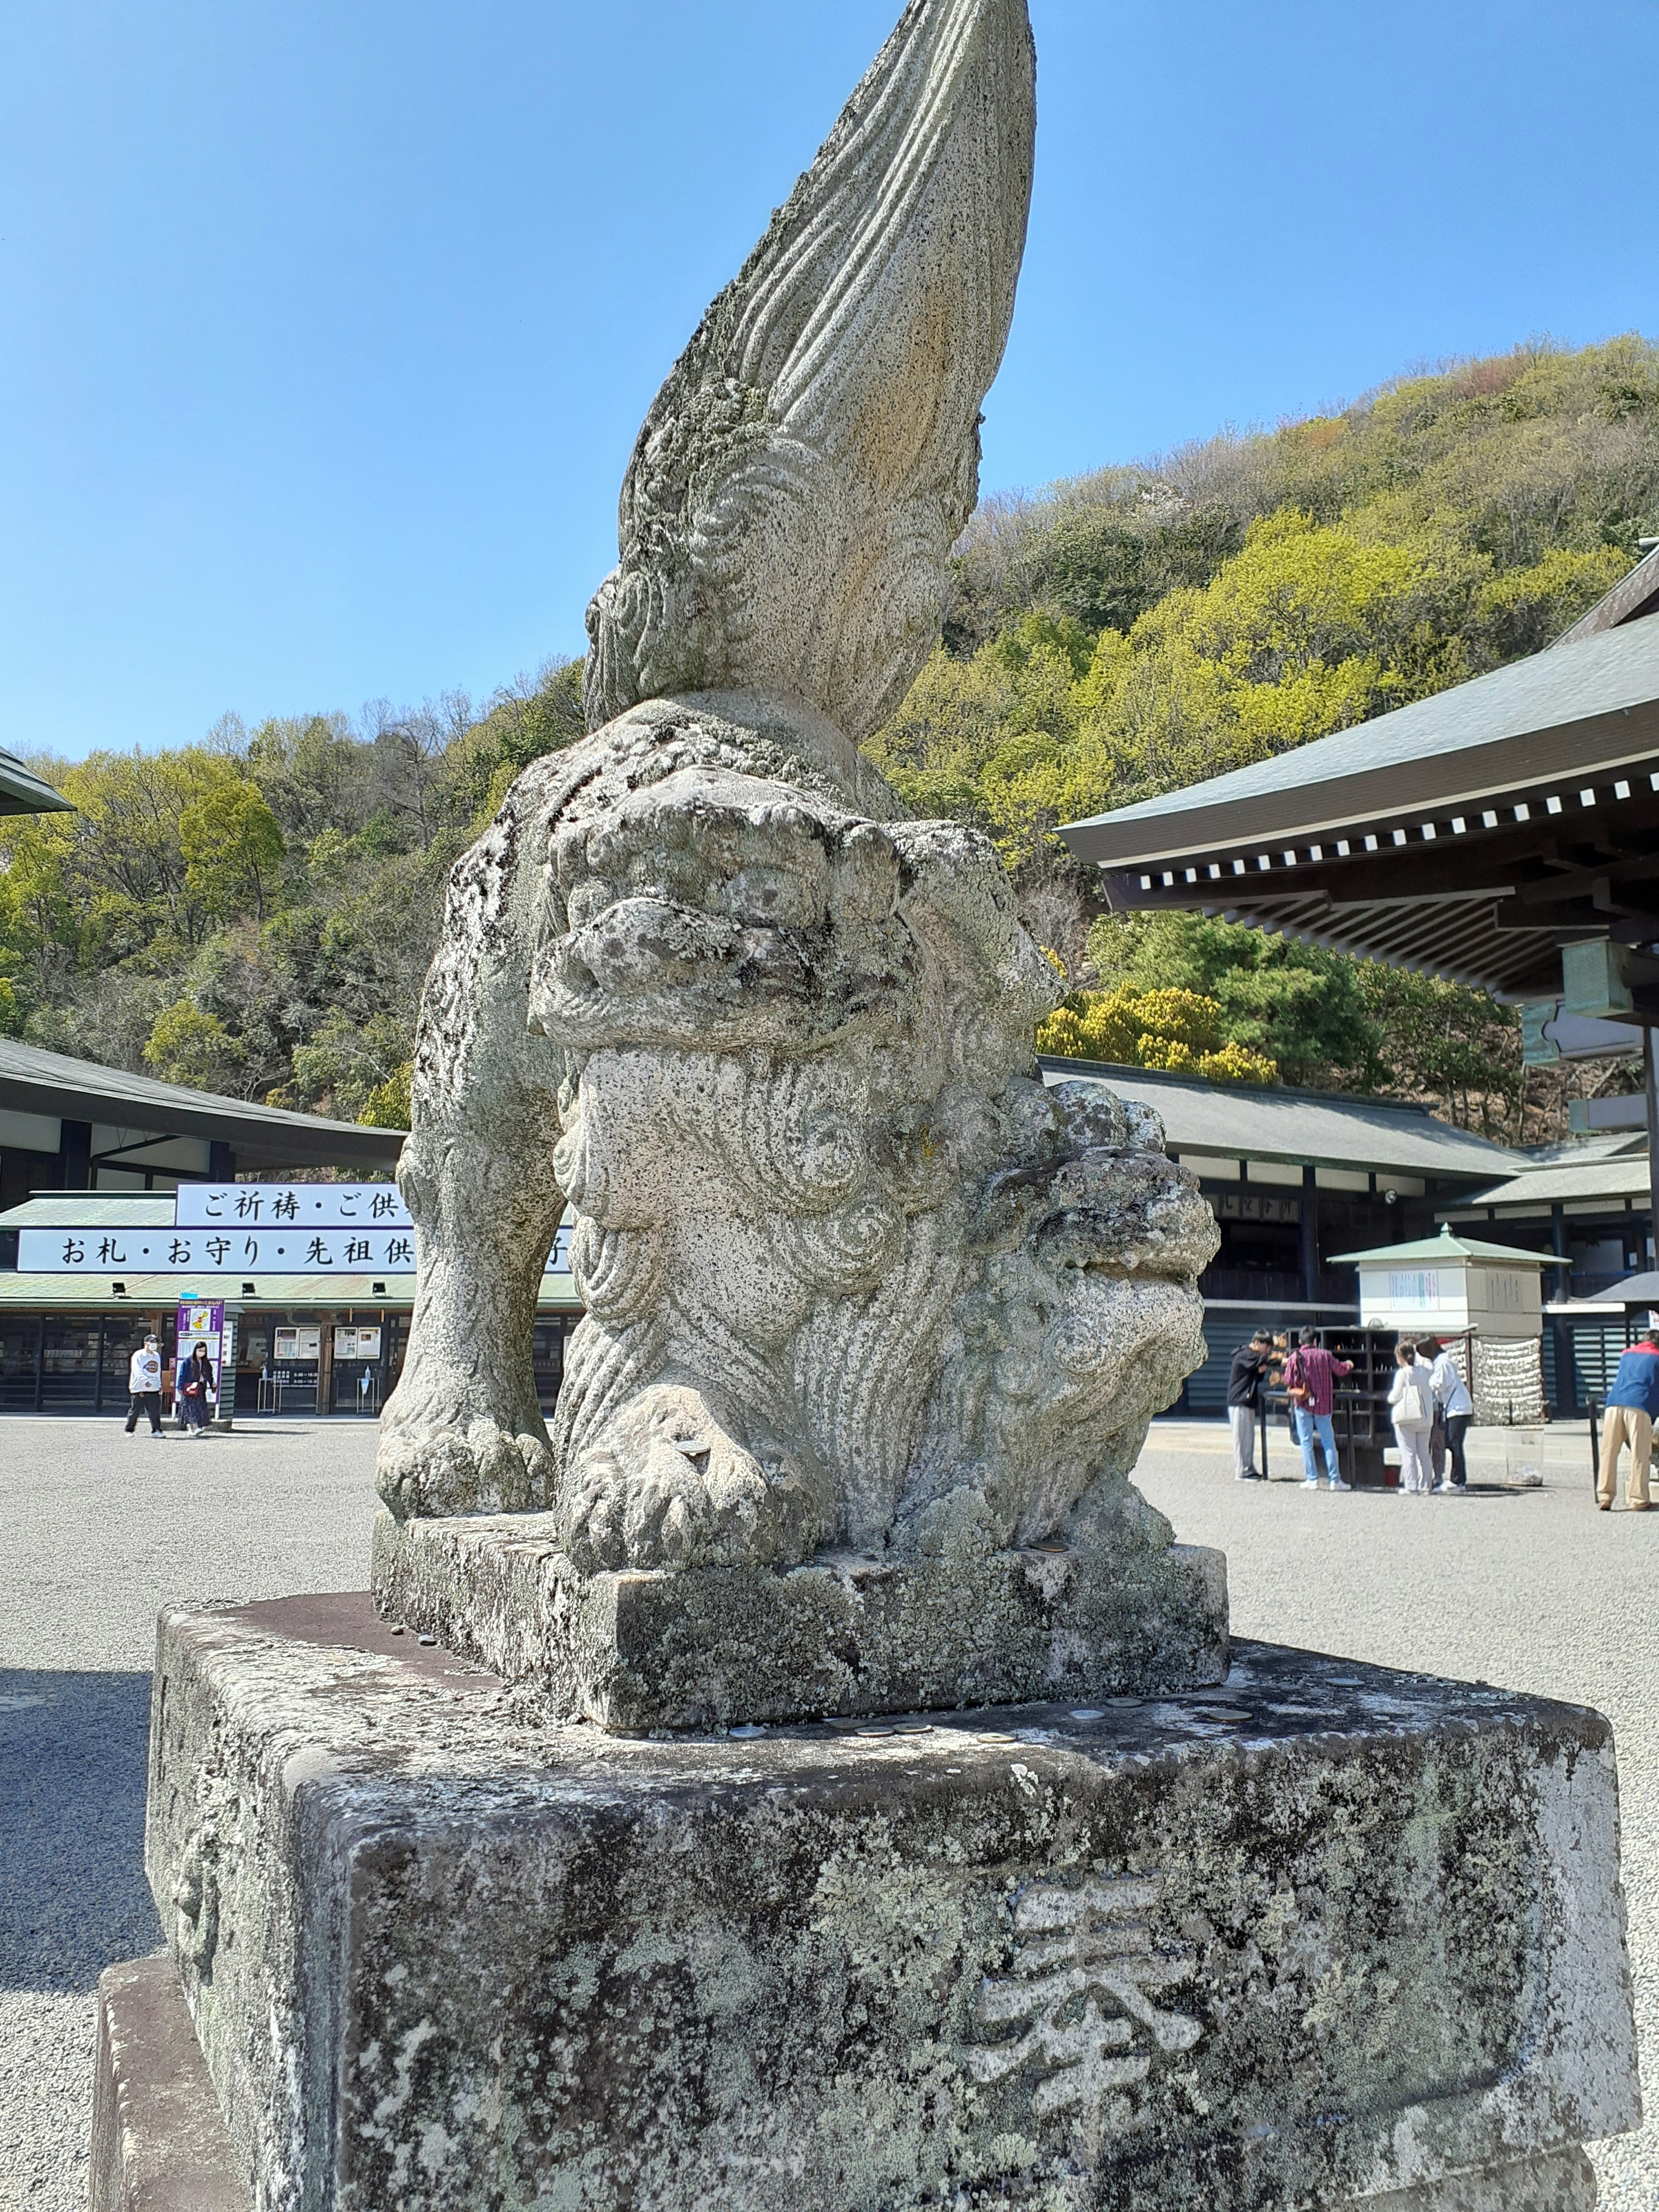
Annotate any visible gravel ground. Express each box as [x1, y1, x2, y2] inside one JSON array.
[[0, 1416, 379, 2212], [0, 1412, 1650, 2207]]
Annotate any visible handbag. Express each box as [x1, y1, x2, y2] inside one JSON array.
[[1397, 1370, 1430, 1427]]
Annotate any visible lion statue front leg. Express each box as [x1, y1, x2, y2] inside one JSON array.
[[374, 765, 569, 1521]]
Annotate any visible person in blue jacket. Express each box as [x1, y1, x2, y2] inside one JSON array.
[[1597, 1321, 1659, 1512]]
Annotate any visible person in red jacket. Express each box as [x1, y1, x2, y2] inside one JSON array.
[[1282, 1327, 1354, 1491], [1598, 1322, 1659, 1512]]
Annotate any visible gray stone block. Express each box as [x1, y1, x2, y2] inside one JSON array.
[[370, 1506, 1230, 1731], [145, 1593, 1639, 2212], [90, 1952, 246, 2212], [85, 1956, 1599, 2212], [1349, 2148, 1595, 2209]]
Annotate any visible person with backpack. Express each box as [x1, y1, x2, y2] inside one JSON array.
[[1596, 1321, 1659, 1512], [1282, 1327, 1354, 1491], [1389, 1337, 1436, 1494]]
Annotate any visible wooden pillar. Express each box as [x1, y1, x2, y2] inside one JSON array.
[[1550, 1203, 1576, 1417], [57, 1120, 92, 1190], [1300, 1165, 1320, 1304]]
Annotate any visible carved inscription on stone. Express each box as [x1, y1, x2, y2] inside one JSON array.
[[969, 1875, 1201, 2147]]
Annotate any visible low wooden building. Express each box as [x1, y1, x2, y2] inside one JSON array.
[[0, 1039, 403, 1208], [1037, 1056, 1536, 1413], [0, 1184, 580, 1419]]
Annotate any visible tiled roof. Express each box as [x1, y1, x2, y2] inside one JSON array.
[[1038, 1058, 1526, 1180]]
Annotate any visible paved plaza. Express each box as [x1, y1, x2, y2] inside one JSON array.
[[0, 1413, 1653, 2209]]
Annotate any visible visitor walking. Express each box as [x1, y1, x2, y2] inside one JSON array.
[[1226, 1328, 1280, 1481], [178, 1341, 217, 1438], [1597, 1322, 1659, 1512], [1421, 1337, 1474, 1492], [124, 1334, 166, 1437], [1389, 1338, 1436, 1494], [1282, 1328, 1354, 1490]]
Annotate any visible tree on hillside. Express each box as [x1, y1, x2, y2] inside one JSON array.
[[180, 783, 286, 925], [1084, 912, 1375, 1090], [1037, 976, 1277, 1085], [0, 655, 593, 1115], [1354, 969, 1523, 1138]]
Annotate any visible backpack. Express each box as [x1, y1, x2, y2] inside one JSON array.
[[1397, 1366, 1430, 1427]]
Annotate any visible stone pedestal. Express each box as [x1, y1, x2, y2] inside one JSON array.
[[370, 1507, 1230, 1732], [133, 1593, 1638, 2212], [91, 1954, 246, 2212]]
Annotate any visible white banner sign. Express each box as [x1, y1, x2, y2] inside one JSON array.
[[19, 1222, 573, 1277], [175, 1183, 412, 1229]]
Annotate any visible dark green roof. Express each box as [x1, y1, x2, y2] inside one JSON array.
[[1037, 1057, 1524, 1181], [1327, 1226, 1555, 1267], [0, 1194, 176, 1228], [1062, 614, 1659, 867], [0, 748, 73, 817], [0, 1039, 404, 1170], [1054, 576, 1659, 999]]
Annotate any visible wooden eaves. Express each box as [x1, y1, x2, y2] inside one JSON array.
[[1059, 548, 1659, 1005]]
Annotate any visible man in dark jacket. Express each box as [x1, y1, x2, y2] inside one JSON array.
[[1598, 1322, 1659, 1511], [1227, 1329, 1279, 1481]]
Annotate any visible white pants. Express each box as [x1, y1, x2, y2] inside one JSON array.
[[1395, 1422, 1433, 1493], [1229, 1404, 1259, 1476]]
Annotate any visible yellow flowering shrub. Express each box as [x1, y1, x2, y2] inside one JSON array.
[[1035, 986, 1279, 1084]]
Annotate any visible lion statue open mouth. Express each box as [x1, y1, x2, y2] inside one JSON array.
[[373, 0, 1219, 1581]]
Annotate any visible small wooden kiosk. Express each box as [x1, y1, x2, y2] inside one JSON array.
[[1327, 1225, 1553, 1424]]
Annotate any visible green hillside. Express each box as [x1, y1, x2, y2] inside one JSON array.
[[868, 336, 1659, 1128], [3, 338, 1656, 1138]]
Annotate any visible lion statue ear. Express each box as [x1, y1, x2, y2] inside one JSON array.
[[584, 0, 1036, 745]]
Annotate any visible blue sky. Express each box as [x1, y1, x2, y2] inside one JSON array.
[[3, 0, 1657, 761]]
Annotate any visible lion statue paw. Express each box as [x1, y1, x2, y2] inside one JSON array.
[[558, 1383, 818, 1574], [376, 1371, 556, 1522]]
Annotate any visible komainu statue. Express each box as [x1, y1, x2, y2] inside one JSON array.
[[376, 0, 1219, 1612]]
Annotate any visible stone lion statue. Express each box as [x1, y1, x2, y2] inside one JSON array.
[[375, 0, 1217, 1578]]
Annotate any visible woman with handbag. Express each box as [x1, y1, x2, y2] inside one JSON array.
[[1388, 1337, 1436, 1494], [178, 1341, 217, 1438]]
